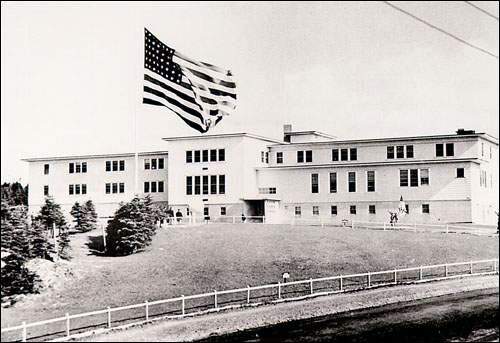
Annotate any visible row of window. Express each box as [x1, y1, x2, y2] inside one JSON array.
[[69, 184, 87, 195], [387, 145, 413, 159], [481, 142, 493, 159], [479, 170, 492, 188], [311, 171, 376, 194], [258, 187, 277, 194], [186, 175, 226, 195], [105, 183, 125, 194], [203, 206, 227, 216], [294, 204, 431, 216], [144, 181, 165, 193], [399, 169, 429, 187], [144, 158, 165, 170], [261, 151, 269, 163], [332, 148, 357, 162], [186, 149, 225, 163], [69, 162, 87, 174], [106, 160, 125, 172], [436, 143, 454, 157]]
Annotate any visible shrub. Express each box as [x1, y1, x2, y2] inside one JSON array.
[[106, 196, 158, 256]]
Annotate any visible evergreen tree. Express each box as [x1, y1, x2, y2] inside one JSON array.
[[1, 252, 39, 299], [70, 202, 84, 230], [28, 219, 54, 260], [106, 196, 158, 256], [36, 197, 71, 260], [83, 200, 98, 231]]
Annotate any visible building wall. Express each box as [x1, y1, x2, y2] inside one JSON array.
[[27, 153, 168, 223]]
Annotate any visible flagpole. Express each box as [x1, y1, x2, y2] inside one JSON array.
[[134, 26, 143, 196]]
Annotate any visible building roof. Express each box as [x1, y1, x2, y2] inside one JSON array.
[[162, 132, 283, 144], [22, 151, 169, 162], [285, 130, 337, 139], [269, 132, 498, 147]]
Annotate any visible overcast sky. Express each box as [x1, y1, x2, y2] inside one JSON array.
[[1, 1, 498, 183]]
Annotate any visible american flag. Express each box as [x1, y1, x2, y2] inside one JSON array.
[[143, 28, 237, 133]]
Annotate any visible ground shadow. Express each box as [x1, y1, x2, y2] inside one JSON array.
[[85, 235, 107, 256]]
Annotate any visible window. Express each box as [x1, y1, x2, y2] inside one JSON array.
[[75, 184, 81, 195], [69, 163, 74, 174], [119, 160, 125, 171], [112, 161, 118, 171], [44, 164, 49, 175], [144, 182, 149, 193], [151, 159, 157, 170], [186, 176, 192, 195], [481, 143, 484, 157], [331, 205, 337, 215], [367, 171, 375, 192], [221, 207, 226, 216], [106, 183, 111, 194], [305, 150, 312, 163], [400, 170, 409, 187], [218, 149, 225, 162], [75, 162, 81, 173], [341, 149, 348, 161], [446, 143, 454, 156], [349, 148, 357, 161], [151, 181, 157, 193], [457, 168, 465, 178], [119, 183, 124, 193], [204, 207, 209, 217], [348, 172, 356, 192], [410, 169, 418, 187], [195, 176, 201, 195], [44, 185, 49, 196], [406, 145, 414, 158], [436, 144, 444, 157], [194, 150, 201, 163], [295, 206, 301, 216], [261, 151, 265, 163], [311, 173, 319, 193], [387, 146, 394, 159], [158, 181, 164, 193], [186, 151, 193, 163], [329, 172, 337, 193], [82, 184, 87, 195], [82, 162, 87, 173], [106, 161, 111, 171], [420, 169, 429, 185], [202, 175, 209, 194], [219, 175, 225, 194], [259, 187, 277, 194], [112, 183, 118, 194], [369, 205, 376, 214], [332, 149, 339, 161], [202, 150, 209, 162], [265, 152, 269, 164], [396, 146, 404, 158], [69, 184, 74, 195], [277, 152, 283, 164], [312, 206, 319, 216], [297, 151, 304, 163], [422, 204, 430, 214], [210, 175, 217, 194], [210, 149, 217, 162], [350, 205, 356, 215]]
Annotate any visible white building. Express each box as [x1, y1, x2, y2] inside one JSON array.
[[24, 126, 499, 225]]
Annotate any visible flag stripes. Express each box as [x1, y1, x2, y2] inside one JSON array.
[[143, 28, 237, 133]]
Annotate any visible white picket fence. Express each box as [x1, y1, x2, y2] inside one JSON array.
[[1, 259, 498, 342]]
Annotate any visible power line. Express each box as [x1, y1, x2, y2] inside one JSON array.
[[464, 1, 499, 21], [382, 1, 499, 59]]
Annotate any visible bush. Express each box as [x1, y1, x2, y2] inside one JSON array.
[[106, 196, 158, 256], [70, 200, 98, 233]]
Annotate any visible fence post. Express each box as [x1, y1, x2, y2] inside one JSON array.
[[66, 313, 70, 337], [445, 265, 448, 277], [351, 220, 355, 229], [414, 223, 417, 232], [278, 282, 281, 299], [107, 307, 111, 328], [145, 300, 149, 321], [310, 278, 314, 294], [22, 321, 27, 342], [470, 261, 473, 274], [367, 272, 371, 287], [419, 266, 423, 280], [340, 277, 343, 291], [446, 224, 449, 234], [383, 223, 386, 231], [394, 271, 397, 284], [102, 224, 106, 251], [247, 285, 250, 304], [214, 290, 218, 309], [181, 295, 185, 316]]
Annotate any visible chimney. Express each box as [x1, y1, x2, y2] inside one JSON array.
[[283, 124, 292, 142], [456, 128, 475, 135]]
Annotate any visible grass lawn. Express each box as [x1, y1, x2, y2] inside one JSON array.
[[1, 223, 498, 340]]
